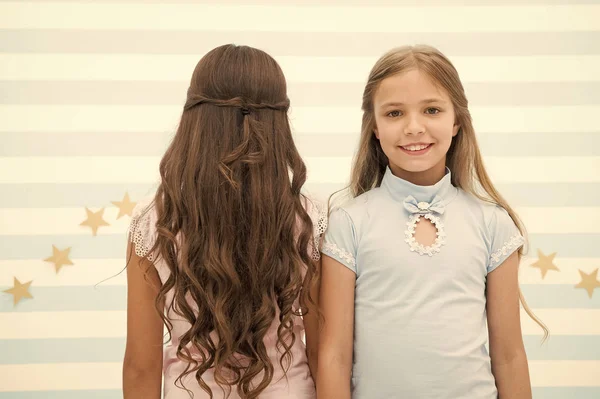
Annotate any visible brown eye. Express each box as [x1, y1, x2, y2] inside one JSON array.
[[387, 110, 401, 117], [425, 108, 440, 115]]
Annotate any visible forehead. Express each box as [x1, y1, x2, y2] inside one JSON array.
[[374, 69, 450, 105]]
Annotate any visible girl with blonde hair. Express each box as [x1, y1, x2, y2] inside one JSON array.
[[318, 45, 547, 399]]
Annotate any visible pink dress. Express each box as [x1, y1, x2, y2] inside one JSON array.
[[129, 197, 327, 398]]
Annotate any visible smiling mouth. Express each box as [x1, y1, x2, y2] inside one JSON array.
[[401, 144, 431, 151], [399, 143, 433, 154]]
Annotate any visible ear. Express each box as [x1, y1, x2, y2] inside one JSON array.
[[373, 127, 380, 140], [452, 123, 460, 137]]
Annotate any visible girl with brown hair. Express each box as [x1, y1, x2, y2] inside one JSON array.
[[122, 44, 326, 399]]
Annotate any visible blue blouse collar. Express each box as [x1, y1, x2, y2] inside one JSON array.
[[381, 166, 457, 204]]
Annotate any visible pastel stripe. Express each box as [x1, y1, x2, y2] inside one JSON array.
[[0, 260, 127, 287], [1, 335, 598, 364], [1, 3, 598, 32], [3, 131, 600, 157], [1, 234, 597, 260], [2, 105, 600, 134], [1, 206, 599, 235], [0, 361, 597, 390], [2, 257, 596, 287], [0, 183, 598, 208], [2, 54, 600, 83], [1, 285, 598, 312], [3, 81, 599, 107], [0, 156, 598, 184], [0, 310, 599, 339], [2, 30, 599, 56]]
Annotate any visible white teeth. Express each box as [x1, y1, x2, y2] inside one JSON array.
[[403, 144, 429, 151]]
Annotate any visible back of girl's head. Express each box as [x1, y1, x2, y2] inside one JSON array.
[[188, 44, 288, 111], [151, 44, 315, 398]]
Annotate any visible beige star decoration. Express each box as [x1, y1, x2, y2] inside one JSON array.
[[111, 192, 137, 219], [3, 277, 33, 306], [530, 249, 560, 279], [80, 207, 110, 236], [44, 245, 74, 273], [575, 268, 600, 299]]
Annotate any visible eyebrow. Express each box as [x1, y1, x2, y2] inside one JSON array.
[[380, 98, 446, 107]]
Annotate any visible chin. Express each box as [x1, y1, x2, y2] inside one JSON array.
[[391, 161, 436, 174]]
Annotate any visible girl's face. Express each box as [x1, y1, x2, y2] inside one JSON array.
[[372, 69, 460, 186]]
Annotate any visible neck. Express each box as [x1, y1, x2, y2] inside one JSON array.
[[389, 161, 447, 186]]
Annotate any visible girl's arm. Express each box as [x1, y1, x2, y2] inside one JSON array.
[[302, 258, 321, 384], [487, 251, 532, 399], [316, 254, 356, 399], [122, 241, 164, 399]]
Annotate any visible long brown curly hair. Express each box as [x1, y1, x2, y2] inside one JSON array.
[[145, 44, 317, 398]]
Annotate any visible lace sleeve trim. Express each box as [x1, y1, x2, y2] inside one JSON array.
[[311, 201, 328, 261], [321, 242, 356, 268], [128, 204, 156, 262], [489, 234, 524, 267]]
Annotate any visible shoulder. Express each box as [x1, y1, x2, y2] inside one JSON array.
[[332, 188, 379, 222], [454, 189, 506, 228]]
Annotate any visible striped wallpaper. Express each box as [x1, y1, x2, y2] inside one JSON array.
[[1, 1, 599, 397]]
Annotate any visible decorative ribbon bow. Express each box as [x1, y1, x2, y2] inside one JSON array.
[[403, 195, 445, 215]]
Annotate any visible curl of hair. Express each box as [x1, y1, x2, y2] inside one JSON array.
[[146, 45, 318, 398]]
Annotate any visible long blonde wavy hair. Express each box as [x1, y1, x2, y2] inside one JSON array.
[[350, 45, 548, 338]]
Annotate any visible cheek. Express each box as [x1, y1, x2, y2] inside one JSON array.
[[431, 118, 456, 140], [376, 128, 397, 147], [374, 118, 398, 142]]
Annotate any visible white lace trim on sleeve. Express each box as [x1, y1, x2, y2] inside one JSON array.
[[489, 233, 524, 267], [311, 201, 328, 261], [128, 205, 156, 262], [322, 242, 356, 268]]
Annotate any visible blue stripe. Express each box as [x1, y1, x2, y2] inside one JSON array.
[[0, 183, 599, 208], [0, 338, 125, 364], [0, 284, 598, 312], [1, 233, 597, 260], [520, 285, 600, 308], [0, 336, 598, 364], [0, 286, 126, 312], [0, 388, 598, 399], [523, 335, 600, 361], [0, 235, 129, 260]]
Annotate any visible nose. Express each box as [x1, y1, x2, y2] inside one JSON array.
[[403, 113, 425, 136]]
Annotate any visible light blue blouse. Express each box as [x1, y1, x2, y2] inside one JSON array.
[[321, 167, 524, 399]]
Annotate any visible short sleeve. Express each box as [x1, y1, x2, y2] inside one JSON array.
[[128, 198, 158, 262], [487, 206, 525, 273], [321, 207, 358, 274], [304, 197, 329, 262]]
